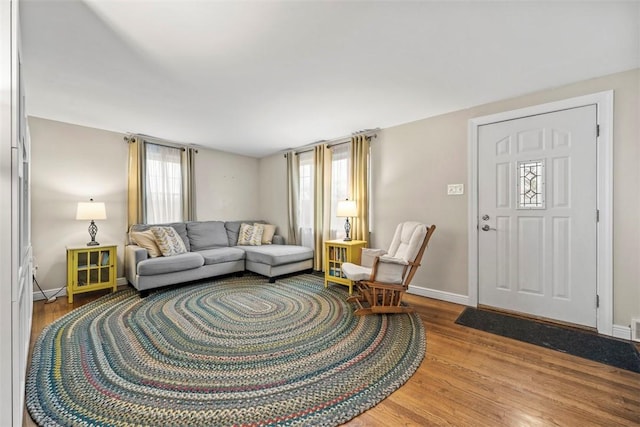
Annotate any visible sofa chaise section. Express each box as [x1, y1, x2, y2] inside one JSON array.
[[242, 245, 314, 282]]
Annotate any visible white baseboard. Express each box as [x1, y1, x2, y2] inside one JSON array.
[[612, 324, 631, 340], [408, 285, 470, 306], [33, 286, 66, 302], [33, 277, 128, 301]]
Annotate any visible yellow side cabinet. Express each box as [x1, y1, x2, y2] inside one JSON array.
[[66, 244, 117, 303], [324, 239, 367, 294]]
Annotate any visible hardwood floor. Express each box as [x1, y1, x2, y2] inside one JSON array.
[[25, 289, 640, 426]]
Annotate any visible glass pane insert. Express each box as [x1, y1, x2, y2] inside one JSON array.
[[518, 160, 545, 209]]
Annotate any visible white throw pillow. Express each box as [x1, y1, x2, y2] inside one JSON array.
[[130, 229, 162, 258], [257, 223, 276, 244]]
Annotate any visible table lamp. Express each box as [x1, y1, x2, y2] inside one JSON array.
[[76, 199, 107, 246], [336, 199, 357, 241]]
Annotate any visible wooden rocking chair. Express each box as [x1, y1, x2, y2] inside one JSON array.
[[342, 222, 435, 315]]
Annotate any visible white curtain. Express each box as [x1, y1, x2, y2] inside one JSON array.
[[298, 151, 314, 249], [329, 143, 351, 240], [145, 143, 183, 224]]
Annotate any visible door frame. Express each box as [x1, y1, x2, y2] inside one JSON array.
[[467, 91, 613, 335]]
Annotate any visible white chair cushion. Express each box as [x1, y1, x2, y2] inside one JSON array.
[[375, 256, 408, 284], [387, 222, 428, 262], [342, 262, 372, 282], [360, 248, 387, 268]]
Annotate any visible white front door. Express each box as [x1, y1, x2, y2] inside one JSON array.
[[478, 105, 598, 327]]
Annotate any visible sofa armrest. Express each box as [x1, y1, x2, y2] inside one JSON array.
[[124, 244, 148, 285], [272, 235, 285, 245]]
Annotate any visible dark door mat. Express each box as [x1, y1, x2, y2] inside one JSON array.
[[456, 307, 640, 373]]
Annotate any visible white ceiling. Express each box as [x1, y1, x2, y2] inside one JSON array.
[[20, 1, 640, 158]]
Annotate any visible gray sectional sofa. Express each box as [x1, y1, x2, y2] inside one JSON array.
[[124, 220, 313, 292]]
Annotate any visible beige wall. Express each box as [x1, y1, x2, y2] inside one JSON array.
[[258, 68, 639, 327], [30, 117, 262, 294], [30, 118, 128, 296], [194, 148, 259, 220], [257, 152, 288, 236]]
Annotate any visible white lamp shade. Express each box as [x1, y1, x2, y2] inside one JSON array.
[[336, 200, 357, 217], [76, 202, 107, 220]]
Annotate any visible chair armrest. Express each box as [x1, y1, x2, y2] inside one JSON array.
[[361, 248, 387, 268], [371, 255, 408, 284], [378, 255, 408, 265]]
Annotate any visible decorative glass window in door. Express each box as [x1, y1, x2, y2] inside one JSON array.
[[517, 160, 545, 209]]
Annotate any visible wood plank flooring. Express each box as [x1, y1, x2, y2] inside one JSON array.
[[24, 288, 640, 426]]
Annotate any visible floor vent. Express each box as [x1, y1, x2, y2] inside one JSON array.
[[632, 318, 640, 342]]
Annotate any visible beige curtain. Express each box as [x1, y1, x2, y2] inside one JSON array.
[[350, 134, 370, 243], [183, 147, 197, 221], [313, 145, 332, 270], [127, 136, 145, 228], [286, 151, 300, 245]]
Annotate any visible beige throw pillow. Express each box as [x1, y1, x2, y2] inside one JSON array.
[[238, 223, 263, 246], [130, 230, 162, 258], [257, 223, 276, 244], [150, 226, 187, 257]]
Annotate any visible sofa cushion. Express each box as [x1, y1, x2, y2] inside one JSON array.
[[137, 252, 204, 276], [225, 220, 264, 246], [151, 226, 188, 257], [240, 245, 314, 266], [187, 221, 228, 251], [197, 247, 246, 265], [129, 222, 190, 251]]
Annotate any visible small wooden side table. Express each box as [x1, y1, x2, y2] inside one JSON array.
[[66, 244, 117, 303], [324, 239, 367, 294]]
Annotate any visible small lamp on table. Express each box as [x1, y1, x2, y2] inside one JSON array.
[[76, 199, 107, 246], [336, 199, 357, 241]]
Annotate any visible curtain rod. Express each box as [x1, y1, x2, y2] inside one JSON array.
[[289, 129, 379, 155], [124, 133, 200, 152]]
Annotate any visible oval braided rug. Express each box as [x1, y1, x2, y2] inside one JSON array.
[[27, 274, 425, 426]]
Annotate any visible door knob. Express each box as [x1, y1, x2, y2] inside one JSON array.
[[481, 224, 495, 231]]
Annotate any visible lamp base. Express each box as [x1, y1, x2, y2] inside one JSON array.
[[343, 218, 352, 241], [87, 220, 99, 246]]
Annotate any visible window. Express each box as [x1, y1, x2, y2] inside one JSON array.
[[144, 143, 184, 224], [329, 144, 351, 239], [517, 159, 545, 209], [297, 144, 352, 247]]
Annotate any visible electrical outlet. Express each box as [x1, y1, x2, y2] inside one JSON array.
[[447, 184, 464, 195]]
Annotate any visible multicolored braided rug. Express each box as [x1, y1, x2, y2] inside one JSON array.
[[27, 274, 425, 426]]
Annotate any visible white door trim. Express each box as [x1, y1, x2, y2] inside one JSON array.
[[467, 91, 613, 335]]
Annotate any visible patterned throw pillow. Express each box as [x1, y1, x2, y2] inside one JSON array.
[[238, 223, 264, 246], [150, 226, 187, 257], [257, 223, 276, 245]]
